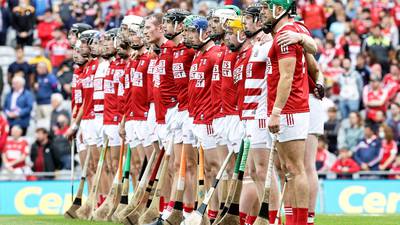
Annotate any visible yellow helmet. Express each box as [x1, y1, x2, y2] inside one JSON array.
[[224, 16, 245, 33]]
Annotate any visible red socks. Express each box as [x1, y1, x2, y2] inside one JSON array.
[[167, 201, 175, 211], [97, 194, 106, 207], [239, 212, 247, 225], [293, 208, 308, 225], [284, 207, 294, 225], [269, 210, 281, 225], [208, 210, 218, 220], [245, 215, 257, 225], [159, 196, 165, 213], [183, 205, 194, 213], [307, 212, 315, 225]]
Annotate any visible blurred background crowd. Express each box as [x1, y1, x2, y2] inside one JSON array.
[[0, 0, 399, 180]]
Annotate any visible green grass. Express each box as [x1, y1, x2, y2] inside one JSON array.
[[0, 215, 399, 225]]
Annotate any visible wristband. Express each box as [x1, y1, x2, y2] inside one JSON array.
[[317, 71, 324, 85], [272, 107, 282, 116], [71, 123, 79, 131]]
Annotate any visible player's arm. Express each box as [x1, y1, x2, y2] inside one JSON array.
[[306, 53, 325, 99], [277, 30, 317, 54], [65, 102, 85, 139]]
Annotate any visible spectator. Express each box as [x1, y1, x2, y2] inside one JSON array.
[[381, 13, 399, 49], [389, 155, 400, 180], [32, 0, 52, 18], [353, 123, 383, 171], [3, 76, 34, 135], [337, 58, 363, 119], [386, 103, 400, 146], [58, 0, 73, 29], [7, 45, 34, 88], [329, 14, 348, 40], [363, 71, 388, 123], [52, 114, 71, 169], [352, 8, 372, 37], [316, 136, 336, 173], [338, 112, 364, 152], [355, 54, 371, 86], [33, 62, 58, 121], [0, 126, 29, 180], [0, 0, 11, 45], [324, 106, 340, 154], [45, 27, 70, 69], [56, 61, 73, 100], [0, 111, 9, 168], [363, 25, 393, 74], [331, 148, 361, 178], [105, 4, 123, 30], [50, 93, 69, 133], [383, 64, 400, 101], [28, 46, 53, 73], [0, 65, 3, 99], [37, 9, 62, 48], [300, 0, 325, 39], [343, 31, 361, 66], [378, 124, 398, 171], [30, 128, 61, 179], [11, 0, 35, 46]]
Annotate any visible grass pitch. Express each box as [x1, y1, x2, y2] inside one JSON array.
[[0, 215, 399, 225]]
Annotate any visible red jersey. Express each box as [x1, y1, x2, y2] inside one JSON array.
[[3, 137, 28, 169], [363, 85, 388, 121], [173, 43, 195, 111], [293, 22, 317, 91], [392, 4, 400, 27], [124, 53, 151, 121], [93, 59, 110, 116], [147, 58, 157, 103], [241, 41, 272, 120], [103, 58, 127, 125], [221, 50, 239, 115], [379, 140, 398, 168], [383, 74, 400, 100], [301, 3, 325, 30], [71, 66, 84, 119], [233, 46, 252, 119], [189, 45, 220, 124], [81, 58, 99, 120], [331, 158, 360, 174], [37, 20, 62, 48], [0, 114, 9, 152], [268, 23, 309, 115], [210, 45, 226, 119], [46, 38, 70, 67], [153, 40, 178, 123]]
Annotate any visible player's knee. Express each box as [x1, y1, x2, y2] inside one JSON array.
[[285, 161, 305, 176], [186, 159, 196, 174]]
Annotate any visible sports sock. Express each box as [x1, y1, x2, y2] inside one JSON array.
[[284, 207, 293, 225], [296, 208, 308, 225], [239, 211, 247, 225], [159, 196, 165, 213], [269, 210, 282, 224], [167, 201, 175, 212], [183, 205, 194, 218], [307, 212, 315, 225], [245, 215, 257, 225], [208, 210, 218, 224]]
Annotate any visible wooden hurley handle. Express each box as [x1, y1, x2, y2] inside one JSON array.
[[117, 140, 126, 181], [198, 145, 205, 181]]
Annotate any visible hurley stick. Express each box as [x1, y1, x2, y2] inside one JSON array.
[[118, 148, 157, 221], [92, 140, 126, 221], [112, 145, 132, 222], [253, 135, 277, 225], [64, 142, 91, 219], [217, 139, 250, 225], [182, 149, 235, 225], [122, 147, 165, 225], [165, 144, 186, 225], [76, 138, 109, 220], [70, 140, 76, 202], [215, 140, 244, 223], [138, 136, 174, 225], [197, 145, 205, 207]]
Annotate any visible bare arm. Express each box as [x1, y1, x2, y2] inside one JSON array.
[[277, 30, 318, 54], [274, 57, 296, 109]]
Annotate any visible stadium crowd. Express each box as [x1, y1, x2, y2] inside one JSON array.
[[0, 0, 399, 181]]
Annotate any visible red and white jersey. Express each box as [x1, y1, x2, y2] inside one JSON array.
[[210, 45, 226, 119], [93, 59, 110, 116], [241, 40, 272, 120], [103, 58, 127, 125], [81, 58, 99, 120], [268, 23, 309, 115], [173, 43, 195, 111], [189, 45, 220, 124], [363, 85, 388, 121], [383, 74, 400, 100], [3, 137, 28, 168], [147, 58, 158, 103], [233, 47, 251, 119], [221, 49, 239, 115], [71, 65, 84, 119], [46, 38, 70, 67], [124, 53, 151, 121], [153, 40, 178, 123]]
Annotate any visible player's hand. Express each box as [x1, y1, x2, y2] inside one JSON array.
[[65, 125, 78, 140], [277, 30, 302, 47], [119, 125, 126, 140], [314, 84, 325, 100], [268, 114, 281, 134]]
